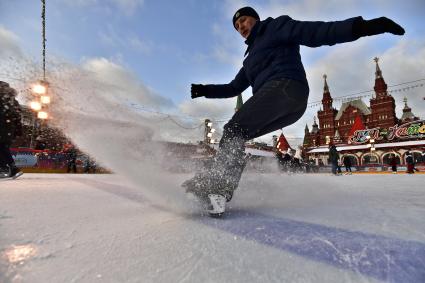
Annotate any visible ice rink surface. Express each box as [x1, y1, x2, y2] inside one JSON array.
[[1, 173, 424, 283]]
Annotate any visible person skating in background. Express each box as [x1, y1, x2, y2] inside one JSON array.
[[0, 81, 23, 179], [329, 145, 340, 175], [389, 154, 398, 174], [343, 155, 352, 175], [64, 144, 78, 173], [405, 151, 414, 174], [183, 6, 405, 215]]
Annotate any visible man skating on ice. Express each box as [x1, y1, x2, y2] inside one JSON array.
[[183, 6, 405, 216]]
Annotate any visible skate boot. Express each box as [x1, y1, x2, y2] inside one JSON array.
[[205, 194, 226, 217], [9, 165, 23, 179], [182, 177, 227, 217]]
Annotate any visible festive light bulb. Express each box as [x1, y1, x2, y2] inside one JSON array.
[[38, 111, 48, 119], [40, 96, 50, 104], [30, 101, 42, 111], [32, 84, 46, 95]]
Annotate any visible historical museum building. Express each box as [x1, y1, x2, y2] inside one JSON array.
[[303, 58, 425, 169]]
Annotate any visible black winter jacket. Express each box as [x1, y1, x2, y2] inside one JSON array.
[[204, 15, 361, 98], [0, 92, 23, 144]]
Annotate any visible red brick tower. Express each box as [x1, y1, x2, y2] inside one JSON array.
[[368, 57, 397, 128], [317, 74, 338, 145]]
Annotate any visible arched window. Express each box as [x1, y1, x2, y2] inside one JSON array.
[[411, 151, 423, 163], [341, 154, 358, 166], [382, 153, 401, 165], [362, 153, 379, 165]]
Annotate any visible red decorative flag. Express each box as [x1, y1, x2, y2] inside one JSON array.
[[348, 114, 366, 138], [276, 133, 291, 152]]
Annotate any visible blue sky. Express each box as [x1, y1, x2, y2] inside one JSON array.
[[1, 0, 424, 145]]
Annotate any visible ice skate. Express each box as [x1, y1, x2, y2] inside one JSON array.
[[182, 179, 227, 217], [9, 166, 23, 179], [206, 194, 226, 217]]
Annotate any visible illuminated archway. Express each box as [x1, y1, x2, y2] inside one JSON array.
[[361, 153, 380, 165], [382, 152, 401, 165], [341, 154, 359, 166]]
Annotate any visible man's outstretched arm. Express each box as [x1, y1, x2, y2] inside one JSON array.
[[352, 17, 405, 38], [273, 15, 404, 47], [190, 67, 250, 99]]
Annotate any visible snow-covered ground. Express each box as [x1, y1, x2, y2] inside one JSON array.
[[0, 173, 424, 283]]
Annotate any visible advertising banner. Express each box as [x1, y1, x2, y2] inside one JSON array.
[[349, 120, 425, 144]]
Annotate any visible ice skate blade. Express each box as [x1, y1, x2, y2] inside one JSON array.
[[208, 212, 224, 218], [12, 171, 23, 179], [206, 194, 226, 215]]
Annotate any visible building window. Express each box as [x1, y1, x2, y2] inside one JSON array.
[[342, 155, 358, 166], [382, 153, 400, 165], [325, 136, 330, 145], [362, 154, 379, 165]]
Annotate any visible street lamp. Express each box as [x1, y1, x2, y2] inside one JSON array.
[[29, 80, 50, 148], [30, 101, 42, 111], [37, 111, 49, 120], [40, 95, 51, 104], [204, 119, 215, 144], [30, 80, 50, 119], [32, 83, 47, 95]]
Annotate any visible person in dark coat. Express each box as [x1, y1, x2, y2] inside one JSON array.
[[0, 81, 23, 178], [64, 144, 78, 173], [343, 155, 352, 175], [182, 6, 405, 213], [405, 151, 415, 174], [328, 145, 340, 175], [389, 154, 398, 174]]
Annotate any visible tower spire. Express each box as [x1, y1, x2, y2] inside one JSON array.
[[321, 74, 333, 110], [372, 57, 388, 98], [401, 96, 418, 122], [323, 74, 329, 92], [374, 57, 382, 79]]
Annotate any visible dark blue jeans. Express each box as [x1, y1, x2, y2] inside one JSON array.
[[187, 78, 309, 198], [230, 78, 309, 139], [331, 161, 338, 175]]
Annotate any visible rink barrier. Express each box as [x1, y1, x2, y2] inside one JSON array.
[[8, 147, 425, 174], [9, 148, 109, 174]]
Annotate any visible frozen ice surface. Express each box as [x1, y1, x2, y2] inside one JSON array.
[[1, 173, 424, 283]]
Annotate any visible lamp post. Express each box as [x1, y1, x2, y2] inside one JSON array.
[[31, 80, 50, 120], [204, 119, 215, 144], [29, 80, 50, 148]]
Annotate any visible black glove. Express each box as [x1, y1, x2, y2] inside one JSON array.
[[353, 17, 405, 39], [191, 84, 207, 99]]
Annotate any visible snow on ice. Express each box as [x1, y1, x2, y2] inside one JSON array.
[[1, 173, 425, 282]]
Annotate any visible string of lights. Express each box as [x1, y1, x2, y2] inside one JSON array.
[[1, 70, 423, 131]]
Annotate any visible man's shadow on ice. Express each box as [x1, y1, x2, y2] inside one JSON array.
[[200, 209, 425, 282]]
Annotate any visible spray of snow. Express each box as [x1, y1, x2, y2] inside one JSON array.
[[1, 57, 205, 213]]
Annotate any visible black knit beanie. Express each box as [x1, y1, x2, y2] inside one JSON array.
[[232, 7, 260, 29]]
